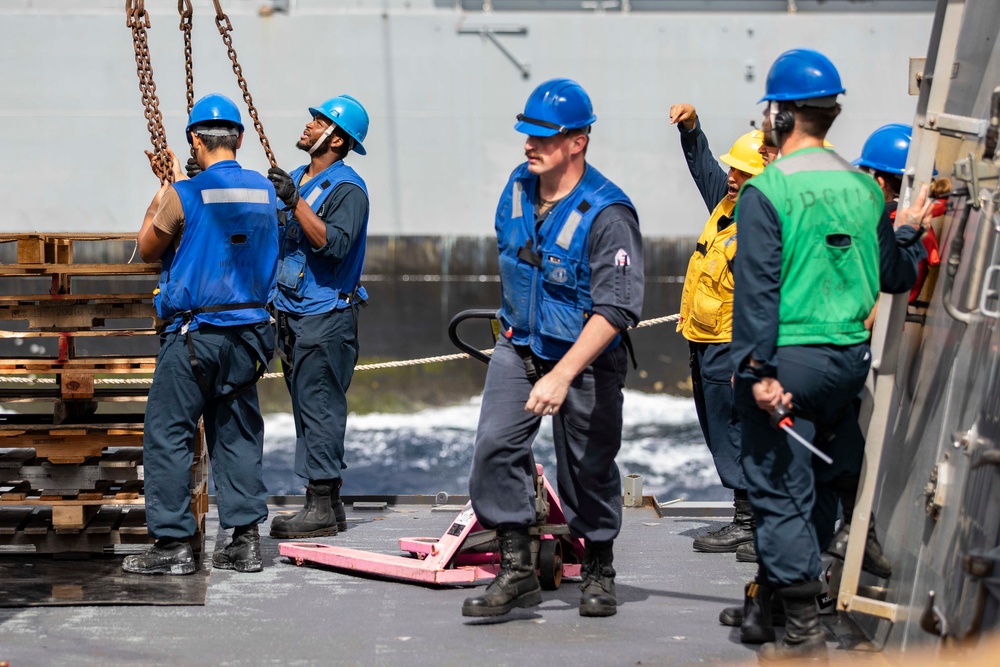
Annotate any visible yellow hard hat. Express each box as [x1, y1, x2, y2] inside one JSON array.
[[720, 130, 766, 175]]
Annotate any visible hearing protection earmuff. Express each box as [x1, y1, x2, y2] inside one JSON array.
[[774, 109, 795, 133], [768, 101, 795, 146]]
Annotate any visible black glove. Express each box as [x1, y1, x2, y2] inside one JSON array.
[[268, 167, 299, 211], [185, 157, 203, 179]]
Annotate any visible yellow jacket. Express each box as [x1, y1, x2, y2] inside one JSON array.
[[677, 197, 737, 343]]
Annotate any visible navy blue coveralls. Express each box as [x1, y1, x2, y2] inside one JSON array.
[[272, 160, 369, 484], [678, 119, 745, 491], [468, 163, 644, 543], [145, 160, 279, 539], [732, 158, 926, 585]]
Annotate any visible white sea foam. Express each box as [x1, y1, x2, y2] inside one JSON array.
[[262, 390, 722, 499]]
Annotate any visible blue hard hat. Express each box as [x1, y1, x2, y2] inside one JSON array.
[[514, 78, 597, 137], [759, 49, 846, 105], [308, 95, 369, 155], [186, 93, 244, 138], [853, 124, 912, 175]]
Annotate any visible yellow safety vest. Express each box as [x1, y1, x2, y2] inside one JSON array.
[[677, 197, 737, 343]]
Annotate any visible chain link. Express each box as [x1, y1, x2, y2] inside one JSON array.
[[212, 0, 277, 168], [125, 0, 172, 184]]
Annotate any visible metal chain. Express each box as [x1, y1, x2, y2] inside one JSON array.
[[1, 314, 681, 386], [125, 0, 172, 184], [178, 0, 194, 115], [178, 0, 195, 160], [212, 0, 277, 168]]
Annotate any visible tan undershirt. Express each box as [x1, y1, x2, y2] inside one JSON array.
[[151, 186, 185, 240]]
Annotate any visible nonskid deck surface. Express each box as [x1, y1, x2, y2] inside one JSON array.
[[0, 502, 878, 667]]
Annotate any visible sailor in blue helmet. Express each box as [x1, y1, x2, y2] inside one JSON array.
[[462, 79, 644, 618], [265, 95, 371, 539], [125, 93, 279, 575], [727, 50, 934, 659]]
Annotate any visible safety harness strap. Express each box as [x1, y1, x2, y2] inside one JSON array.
[[179, 301, 267, 400]]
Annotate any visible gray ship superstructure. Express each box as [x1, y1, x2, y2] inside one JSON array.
[[1, 0, 933, 237]]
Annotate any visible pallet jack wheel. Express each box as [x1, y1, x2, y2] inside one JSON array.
[[538, 538, 563, 590]]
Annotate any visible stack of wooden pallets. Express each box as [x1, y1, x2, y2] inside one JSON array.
[[0, 233, 207, 555]]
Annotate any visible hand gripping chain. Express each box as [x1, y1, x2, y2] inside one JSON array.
[[125, 0, 173, 184]]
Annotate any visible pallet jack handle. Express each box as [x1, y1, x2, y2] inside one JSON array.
[[448, 309, 499, 366]]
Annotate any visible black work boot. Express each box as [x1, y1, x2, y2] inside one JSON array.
[[719, 580, 786, 644], [122, 538, 196, 576], [826, 515, 892, 579], [213, 524, 263, 572], [693, 490, 754, 553], [759, 581, 827, 661], [579, 540, 617, 617], [462, 526, 542, 617], [736, 541, 757, 563], [269, 480, 346, 538]]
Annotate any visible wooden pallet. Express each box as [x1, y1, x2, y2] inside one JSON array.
[[0, 506, 206, 555], [0, 428, 144, 464], [0, 234, 211, 555], [0, 233, 159, 278], [0, 357, 158, 375], [0, 234, 163, 415], [0, 421, 208, 542], [0, 300, 155, 331]]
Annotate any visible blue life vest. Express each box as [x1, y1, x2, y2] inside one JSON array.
[[495, 163, 634, 360], [156, 160, 278, 332], [272, 160, 369, 315]]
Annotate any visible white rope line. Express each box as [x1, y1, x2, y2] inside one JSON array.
[[0, 313, 681, 386]]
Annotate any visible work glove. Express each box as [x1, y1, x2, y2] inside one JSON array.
[[185, 158, 203, 179], [268, 166, 299, 211]]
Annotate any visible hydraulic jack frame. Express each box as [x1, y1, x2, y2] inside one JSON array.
[[278, 310, 584, 587]]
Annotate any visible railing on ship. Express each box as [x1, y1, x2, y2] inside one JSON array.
[[442, 0, 936, 13]]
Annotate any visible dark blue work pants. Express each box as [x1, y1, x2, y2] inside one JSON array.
[[736, 343, 871, 585], [690, 341, 745, 491], [468, 336, 628, 543], [279, 307, 358, 483], [144, 323, 272, 539]]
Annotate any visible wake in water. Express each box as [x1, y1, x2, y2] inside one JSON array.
[[261, 390, 728, 502]]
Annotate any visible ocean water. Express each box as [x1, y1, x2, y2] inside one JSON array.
[[261, 390, 728, 502]]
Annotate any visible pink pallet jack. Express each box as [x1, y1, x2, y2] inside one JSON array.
[[279, 309, 584, 588], [279, 466, 582, 587]]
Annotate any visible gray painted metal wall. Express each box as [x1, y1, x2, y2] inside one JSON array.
[[0, 1, 931, 236]]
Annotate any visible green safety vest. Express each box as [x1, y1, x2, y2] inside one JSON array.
[[740, 147, 882, 347]]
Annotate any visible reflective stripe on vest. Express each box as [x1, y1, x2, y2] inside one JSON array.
[[201, 188, 271, 205]]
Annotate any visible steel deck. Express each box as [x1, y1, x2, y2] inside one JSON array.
[[0, 500, 884, 667]]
